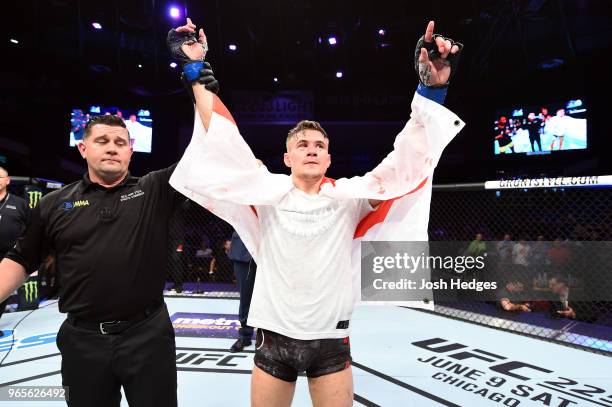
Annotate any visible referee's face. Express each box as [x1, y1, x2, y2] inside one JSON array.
[[78, 124, 133, 183]]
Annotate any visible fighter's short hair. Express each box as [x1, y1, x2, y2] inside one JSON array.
[[286, 120, 328, 148]]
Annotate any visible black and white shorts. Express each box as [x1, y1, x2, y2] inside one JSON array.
[[254, 328, 351, 382]]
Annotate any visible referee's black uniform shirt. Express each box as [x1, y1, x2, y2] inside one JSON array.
[[0, 193, 28, 256], [5, 165, 183, 322]]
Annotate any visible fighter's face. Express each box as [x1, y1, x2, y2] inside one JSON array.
[[284, 130, 331, 181], [78, 124, 133, 183]]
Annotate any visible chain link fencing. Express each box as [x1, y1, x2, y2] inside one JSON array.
[[428, 182, 612, 355], [166, 200, 237, 297]]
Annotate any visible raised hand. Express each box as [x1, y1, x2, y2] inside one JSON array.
[[167, 17, 208, 64], [415, 21, 462, 87]]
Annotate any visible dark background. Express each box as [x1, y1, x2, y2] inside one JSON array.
[[1, 0, 611, 184]]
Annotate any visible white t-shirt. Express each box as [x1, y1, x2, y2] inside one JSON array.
[[247, 188, 372, 340]]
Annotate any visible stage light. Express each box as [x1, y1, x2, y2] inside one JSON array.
[[336, 71, 343, 78], [9, 38, 18, 44], [169, 7, 180, 19], [328, 36, 337, 45], [170, 62, 177, 68], [378, 28, 386, 36], [273, 77, 279, 83], [138, 64, 143, 68], [228, 44, 237, 51], [92, 22, 102, 30]]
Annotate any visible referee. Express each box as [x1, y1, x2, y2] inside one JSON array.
[[0, 166, 28, 323], [0, 113, 206, 405]]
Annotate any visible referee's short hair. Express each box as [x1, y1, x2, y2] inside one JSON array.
[[83, 115, 129, 140]]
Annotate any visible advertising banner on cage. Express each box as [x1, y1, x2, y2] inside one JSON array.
[[171, 312, 250, 339], [484, 175, 612, 190]]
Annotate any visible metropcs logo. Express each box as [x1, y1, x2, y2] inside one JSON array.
[[413, 337, 612, 407], [171, 313, 244, 339]]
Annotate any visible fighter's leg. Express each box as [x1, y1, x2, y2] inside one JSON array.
[[251, 365, 296, 407], [308, 367, 353, 407], [251, 329, 299, 407]]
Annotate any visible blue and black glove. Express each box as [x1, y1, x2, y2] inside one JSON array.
[[167, 27, 219, 100], [181, 62, 220, 95], [414, 33, 463, 88]]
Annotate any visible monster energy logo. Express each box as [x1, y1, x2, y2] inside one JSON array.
[[23, 281, 38, 303], [28, 191, 43, 209]]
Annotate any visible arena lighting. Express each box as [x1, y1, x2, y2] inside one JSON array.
[[169, 6, 180, 19], [228, 44, 237, 51], [92, 22, 102, 30], [336, 71, 343, 78], [169, 62, 178, 68], [328, 36, 337, 45]]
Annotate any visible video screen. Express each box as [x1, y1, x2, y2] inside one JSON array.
[[70, 106, 153, 153], [493, 99, 587, 155]]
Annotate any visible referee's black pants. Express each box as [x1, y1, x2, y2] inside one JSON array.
[[56, 303, 177, 407]]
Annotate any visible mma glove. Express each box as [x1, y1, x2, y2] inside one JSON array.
[[414, 33, 463, 88]]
